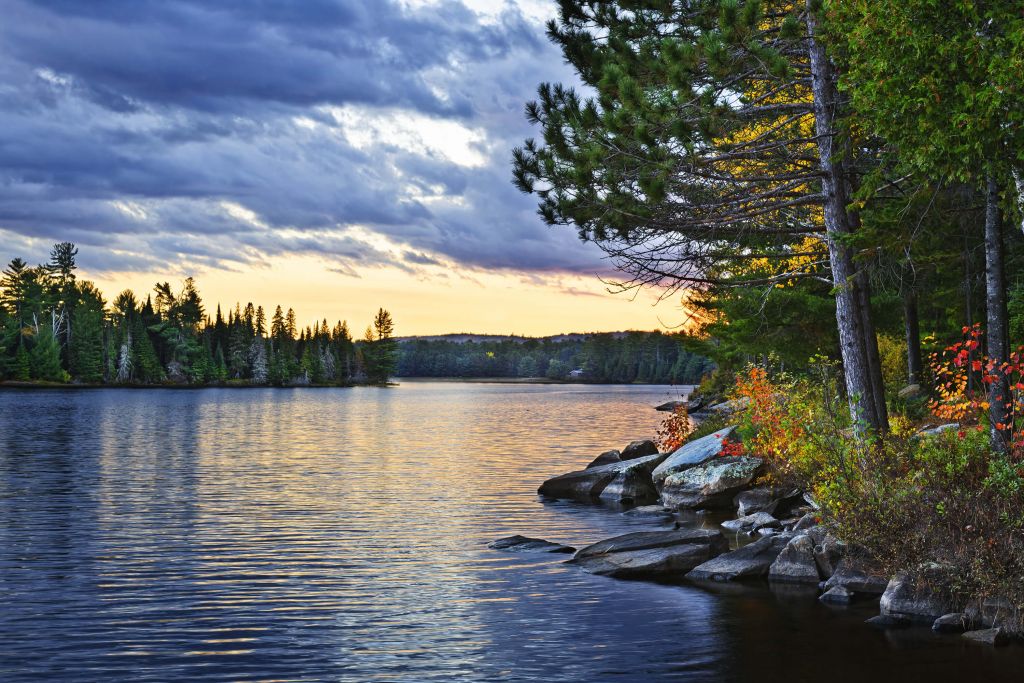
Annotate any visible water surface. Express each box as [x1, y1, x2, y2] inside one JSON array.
[[0, 383, 1020, 681]]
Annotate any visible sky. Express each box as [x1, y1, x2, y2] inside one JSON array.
[[0, 0, 679, 335]]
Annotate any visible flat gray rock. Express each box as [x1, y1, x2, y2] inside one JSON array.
[[623, 505, 674, 520], [572, 528, 728, 579], [880, 572, 952, 622], [539, 452, 669, 504], [488, 535, 575, 554], [962, 628, 1009, 646], [721, 511, 780, 534], [651, 427, 737, 488], [823, 558, 888, 595], [685, 533, 791, 582], [586, 449, 621, 469], [660, 456, 763, 509], [768, 534, 821, 584], [933, 613, 971, 634]]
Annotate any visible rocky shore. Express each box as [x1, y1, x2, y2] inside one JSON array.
[[491, 405, 1022, 647]]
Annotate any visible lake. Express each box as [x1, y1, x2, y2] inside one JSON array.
[[0, 383, 1020, 681]]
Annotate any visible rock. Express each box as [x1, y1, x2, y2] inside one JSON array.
[[655, 400, 687, 412], [651, 427, 738, 488], [823, 558, 887, 595], [962, 628, 1009, 646], [685, 533, 791, 582], [539, 452, 668, 504], [813, 536, 844, 579], [933, 613, 971, 634], [769, 534, 821, 584], [721, 511, 780, 534], [866, 614, 911, 629], [918, 423, 958, 437], [686, 396, 705, 412], [757, 527, 781, 537], [879, 572, 952, 623], [734, 486, 804, 517], [572, 528, 728, 579], [707, 397, 750, 415], [819, 586, 853, 604], [897, 384, 922, 399], [964, 595, 1021, 632], [488, 535, 575, 554], [620, 440, 660, 461], [623, 505, 674, 520], [660, 456, 763, 510], [586, 449, 622, 469], [792, 513, 818, 532]]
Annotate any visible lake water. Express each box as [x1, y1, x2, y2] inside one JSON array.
[[0, 383, 1021, 682]]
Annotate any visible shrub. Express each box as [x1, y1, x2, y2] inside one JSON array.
[[655, 404, 692, 452]]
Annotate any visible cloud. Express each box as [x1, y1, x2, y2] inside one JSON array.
[[0, 0, 604, 280]]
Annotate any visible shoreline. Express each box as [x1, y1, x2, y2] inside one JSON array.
[[0, 378, 695, 390]]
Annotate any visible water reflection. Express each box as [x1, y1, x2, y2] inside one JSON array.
[[0, 384, 1020, 681]]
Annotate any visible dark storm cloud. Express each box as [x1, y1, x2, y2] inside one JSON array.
[[0, 0, 606, 278]]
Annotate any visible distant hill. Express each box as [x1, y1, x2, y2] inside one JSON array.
[[395, 331, 634, 344]]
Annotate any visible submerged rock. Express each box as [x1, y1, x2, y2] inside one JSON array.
[[721, 511, 780, 534], [572, 528, 728, 579], [866, 614, 911, 629], [768, 534, 821, 584], [586, 450, 621, 469], [685, 533, 791, 582], [651, 427, 737, 489], [933, 613, 971, 634], [660, 456, 763, 509], [623, 505, 674, 520], [962, 628, 1009, 646], [620, 440, 659, 461], [879, 572, 952, 623], [488, 535, 575, 554], [819, 586, 853, 604], [539, 452, 668, 504]]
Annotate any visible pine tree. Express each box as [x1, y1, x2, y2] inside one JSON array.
[[12, 337, 30, 381], [29, 325, 65, 381]]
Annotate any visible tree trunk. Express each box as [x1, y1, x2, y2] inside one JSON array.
[[903, 289, 923, 385], [856, 272, 888, 428], [806, 4, 885, 435], [984, 174, 1010, 453]]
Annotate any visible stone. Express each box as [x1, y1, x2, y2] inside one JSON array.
[[792, 513, 818, 532], [539, 452, 668, 504], [933, 613, 971, 634], [707, 397, 750, 415], [917, 423, 958, 437], [721, 511, 780, 534], [734, 487, 804, 517], [572, 528, 728, 579], [660, 456, 763, 509], [879, 572, 952, 623], [897, 384, 922, 399], [586, 450, 621, 469], [655, 400, 687, 412], [623, 505, 674, 520], [685, 533, 791, 582], [813, 536, 844, 579], [823, 558, 887, 595], [964, 595, 1021, 632], [488, 535, 575, 554], [651, 427, 738, 488], [866, 615, 911, 629], [769, 534, 821, 584], [819, 586, 853, 604], [620, 439, 659, 461], [962, 628, 1009, 646]]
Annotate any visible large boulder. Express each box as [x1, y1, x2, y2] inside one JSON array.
[[879, 572, 953, 623], [651, 426, 738, 488], [823, 558, 888, 595], [488, 535, 575, 554], [685, 533, 792, 582], [620, 439, 659, 461], [707, 397, 750, 415], [655, 400, 687, 412], [660, 456, 763, 509], [539, 452, 669, 504], [572, 528, 728, 579], [586, 450, 621, 469], [812, 534, 844, 579], [734, 486, 804, 517], [768, 534, 821, 584], [721, 511, 780, 534]]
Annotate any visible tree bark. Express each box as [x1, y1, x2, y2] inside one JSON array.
[[806, 3, 885, 435], [984, 174, 1010, 453], [903, 289, 923, 385]]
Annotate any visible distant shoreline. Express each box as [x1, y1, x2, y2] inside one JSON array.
[[0, 378, 694, 390]]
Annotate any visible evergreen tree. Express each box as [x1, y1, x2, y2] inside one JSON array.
[[29, 325, 65, 381], [68, 282, 105, 383]]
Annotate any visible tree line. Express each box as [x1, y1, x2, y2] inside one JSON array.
[[0, 243, 399, 386], [514, 0, 1024, 452], [397, 332, 712, 383]]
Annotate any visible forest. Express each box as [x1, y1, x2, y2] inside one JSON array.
[[397, 332, 712, 383], [512, 1, 1024, 616], [0, 243, 399, 386]]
